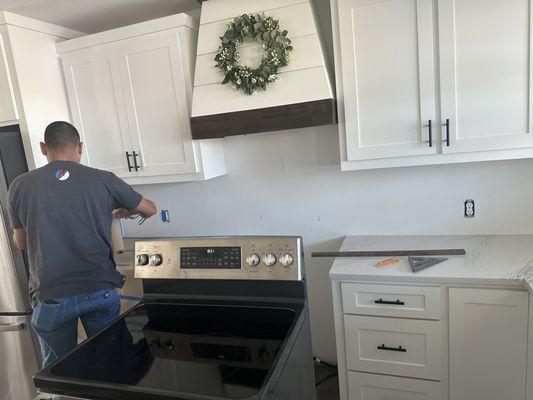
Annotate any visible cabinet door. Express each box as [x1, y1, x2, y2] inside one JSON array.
[[449, 288, 528, 400], [338, 0, 436, 161], [348, 372, 441, 400], [118, 31, 198, 177], [61, 45, 135, 177], [0, 33, 18, 123], [439, 0, 533, 153]]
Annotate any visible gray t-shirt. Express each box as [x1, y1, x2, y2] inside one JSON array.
[[8, 160, 142, 303]]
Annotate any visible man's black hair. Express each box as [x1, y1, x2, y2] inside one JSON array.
[[44, 121, 80, 150]]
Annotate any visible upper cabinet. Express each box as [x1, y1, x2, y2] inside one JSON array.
[[61, 44, 134, 178], [0, 12, 82, 170], [439, 0, 533, 154], [57, 14, 225, 185], [338, 0, 436, 161], [332, 0, 533, 170]]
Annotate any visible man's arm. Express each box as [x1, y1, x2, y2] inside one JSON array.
[[13, 228, 26, 250], [134, 198, 157, 218], [109, 172, 157, 220], [114, 198, 157, 219]]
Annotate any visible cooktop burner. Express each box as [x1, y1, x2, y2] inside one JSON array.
[[47, 303, 297, 399]]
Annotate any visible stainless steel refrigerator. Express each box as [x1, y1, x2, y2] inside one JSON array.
[[0, 124, 40, 400]]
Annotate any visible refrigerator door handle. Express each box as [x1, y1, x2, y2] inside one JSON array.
[[0, 321, 24, 332]]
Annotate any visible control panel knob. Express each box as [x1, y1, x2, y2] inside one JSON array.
[[149, 254, 163, 266], [246, 253, 260, 266], [279, 253, 294, 267], [263, 253, 277, 267], [137, 254, 149, 266]]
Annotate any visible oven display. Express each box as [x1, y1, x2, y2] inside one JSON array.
[[180, 247, 241, 269]]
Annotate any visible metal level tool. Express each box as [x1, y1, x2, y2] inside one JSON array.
[[408, 256, 448, 273]]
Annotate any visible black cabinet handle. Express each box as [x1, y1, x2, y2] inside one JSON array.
[[428, 120, 432, 147], [377, 344, 407, 353], [125, 151, 133, 172], [375, 298, 405, 305], [444, 118, 450, 147], [132, 151, 140, 171]]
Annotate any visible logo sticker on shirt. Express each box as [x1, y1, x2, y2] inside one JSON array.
[[55, 169, 70, 181]]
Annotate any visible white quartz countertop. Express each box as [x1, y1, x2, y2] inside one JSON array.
[[329, 235, 533, 291]]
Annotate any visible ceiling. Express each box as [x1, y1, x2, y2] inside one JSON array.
[[0, 0, 201, 33]]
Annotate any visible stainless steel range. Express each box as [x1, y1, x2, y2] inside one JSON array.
[[34, 236, 317, 400]]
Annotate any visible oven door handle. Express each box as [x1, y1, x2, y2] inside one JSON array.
[[0, 322, 25, 332]]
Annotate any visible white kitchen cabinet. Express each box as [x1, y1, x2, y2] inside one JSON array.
[[348, 372, 442, 400], [449, 288, 528, 400], [118, 31, 198, 177], [331, 0, 533, 170], [61, 45, 135, 178], [0, 33, 17, 123], [439, 0, 533, 154], [337, 0, 436, 161], [57, 14, 225, 185], [345, 315, 442, 380], [0, 13, 82, 170]]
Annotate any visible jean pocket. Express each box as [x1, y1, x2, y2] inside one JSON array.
[[31, 301, 65, 333], [87, 289, 119, 314]]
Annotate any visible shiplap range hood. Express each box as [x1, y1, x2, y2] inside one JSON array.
[[190, 0, 336, 139]]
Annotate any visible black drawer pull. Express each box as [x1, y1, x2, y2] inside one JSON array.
[[428, 119, 432, 147], [377, 344, 407, 353], [374, 298, 405, 305], [444, 118, 450, 147], [132, 151, 140, 171], [126, 151, 133, 172]]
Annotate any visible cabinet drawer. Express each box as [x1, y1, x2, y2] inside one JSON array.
[[341, 283, 441, 319], [348, 371, 442, 400], [345, 315, 442, 380]]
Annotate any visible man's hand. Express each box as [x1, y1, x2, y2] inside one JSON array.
[[113, 198, 157, 220], [135, 198, 157, 218], [113, 209, 137, 219], [13, 228, 26, 250]]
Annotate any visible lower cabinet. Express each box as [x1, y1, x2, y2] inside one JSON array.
[[348, 372, 441, 400], [449, 288, 528, 400], [334, 282, 530, 400], [345, 316, 441, 380]]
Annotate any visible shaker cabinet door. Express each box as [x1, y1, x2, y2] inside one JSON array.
[[61, 45, 135, 178], [449, 288, 528, 400], [118, 30, 198, 177], [439, 0, 533, 153], [338, 0, 437, 161]]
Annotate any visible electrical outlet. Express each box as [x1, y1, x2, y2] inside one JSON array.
[[464, 199, 475, 218]]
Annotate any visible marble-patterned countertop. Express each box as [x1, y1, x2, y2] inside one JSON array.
[[329, 235, 533, 291]]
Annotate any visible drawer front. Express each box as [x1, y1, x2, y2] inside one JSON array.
[[341, 283, 441, 319], [348, 371, 442, 400], [345, 315, 442, 380]]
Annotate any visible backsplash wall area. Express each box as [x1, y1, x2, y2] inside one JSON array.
[[123, 124, 533, 362]]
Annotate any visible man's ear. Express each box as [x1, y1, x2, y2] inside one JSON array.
[[78, 142, 84, 155], [39, 142, 47, 156]]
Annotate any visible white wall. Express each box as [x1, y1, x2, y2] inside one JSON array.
[[124, 124, 533, 362]]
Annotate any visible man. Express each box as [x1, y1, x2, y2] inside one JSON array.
[[8, 121, 157, 368]]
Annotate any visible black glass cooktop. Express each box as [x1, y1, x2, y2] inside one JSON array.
[[41, 303, 297, 399]]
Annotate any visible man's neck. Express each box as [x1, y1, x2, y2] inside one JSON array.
[[47, 154, 79, 163]]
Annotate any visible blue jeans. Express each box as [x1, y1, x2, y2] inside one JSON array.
[[31, 288, 121, 368]]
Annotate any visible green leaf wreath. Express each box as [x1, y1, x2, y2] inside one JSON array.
[[214, 13, 293, 95]]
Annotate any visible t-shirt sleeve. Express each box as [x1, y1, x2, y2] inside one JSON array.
[[108, 173, 143, 210], [7, 184, 23, 229]]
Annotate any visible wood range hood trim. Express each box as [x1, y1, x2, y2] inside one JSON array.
[[190, 0, 336, 140], [190, 98, 337, 139]]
